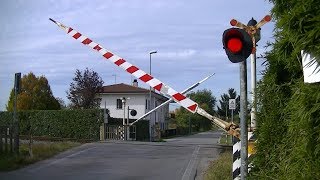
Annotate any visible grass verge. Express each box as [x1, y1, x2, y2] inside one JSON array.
[[204, 150, 232, 180], [219, 134, 232, 145], [0, 141, 81, 171]]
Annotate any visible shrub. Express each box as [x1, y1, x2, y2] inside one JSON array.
[[0, 109, 103, 140]]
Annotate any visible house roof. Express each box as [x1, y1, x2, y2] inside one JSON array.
[[98, 83, 149, 93], [97, 83, 169, 101]]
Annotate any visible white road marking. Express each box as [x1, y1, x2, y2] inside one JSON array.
[[182, 145, 200, 180]]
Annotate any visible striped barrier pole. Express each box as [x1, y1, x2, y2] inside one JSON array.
[[49, 18, 198, 114], [233, 131, 257, 179], [233, 136, 241, 180]]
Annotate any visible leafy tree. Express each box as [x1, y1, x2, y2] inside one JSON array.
[[67, 68, 104, 109], [174, 89, 216, 132], [6, 72, 60, 111], [217, 88, 240, 121], [187, 89, 216, 114]]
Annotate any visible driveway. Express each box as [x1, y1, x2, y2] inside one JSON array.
[[0, 130, 228, 180]]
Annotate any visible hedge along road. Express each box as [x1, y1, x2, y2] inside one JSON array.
[[0, 130, 227, 180]]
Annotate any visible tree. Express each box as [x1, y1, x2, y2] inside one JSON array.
[[67, 68, 104, 109], [6, 72, 60, 111], [187, 89, 216, 114], [217, 88, 240, 121], [174, 89, 217, 132]]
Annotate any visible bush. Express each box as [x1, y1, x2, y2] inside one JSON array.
[[0, 109, 103, 140], [251, 0, 320, 178]]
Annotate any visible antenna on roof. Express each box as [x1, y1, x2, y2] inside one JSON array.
[[112, 74, 117, 84]]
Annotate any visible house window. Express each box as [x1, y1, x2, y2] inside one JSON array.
[[145, 99, 148, 110], [116, 99, 123, 109]]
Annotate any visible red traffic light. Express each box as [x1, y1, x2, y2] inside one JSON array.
[[227, 38, 243, 53], [222, 28, 253, 63]]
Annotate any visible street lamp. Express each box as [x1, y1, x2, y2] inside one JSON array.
[[149, 51, 157, 109], [122, 97, 126, 126], [149, 50, 157, 142], [149, 51, 157, 76]]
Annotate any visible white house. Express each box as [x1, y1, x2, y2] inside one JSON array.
[[97, 80, 169, 130]]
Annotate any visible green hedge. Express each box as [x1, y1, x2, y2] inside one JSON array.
[[0, 109, 103, 140], [250, 0, 320, 179]]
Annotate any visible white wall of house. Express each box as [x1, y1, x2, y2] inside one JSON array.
[[99, 93, 147, 119], [98, 93, 169, 128]]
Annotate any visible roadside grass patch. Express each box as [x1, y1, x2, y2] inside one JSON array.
[[219, 134, 232, 145], [204, 151, 232, 180], [0, 141, 80, 171]]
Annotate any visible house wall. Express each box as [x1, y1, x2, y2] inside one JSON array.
[[98, 93, 169, 129], [99, 93, 147, 120]]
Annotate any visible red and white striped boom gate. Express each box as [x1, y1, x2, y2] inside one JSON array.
[[49, 18, 240, 139]]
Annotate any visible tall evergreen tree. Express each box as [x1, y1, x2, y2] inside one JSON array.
[[217, 88, 240, 120]]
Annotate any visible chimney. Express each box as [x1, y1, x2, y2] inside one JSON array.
[[132, 79, 138, 87]]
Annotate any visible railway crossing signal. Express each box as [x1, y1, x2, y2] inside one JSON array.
[[222, 28, 253, 63]]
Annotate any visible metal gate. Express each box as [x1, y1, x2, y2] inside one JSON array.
[[105, 125, 136, 141], [0, 126, 14, 154]]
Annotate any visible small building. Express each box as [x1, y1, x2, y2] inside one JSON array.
[[97, 80, 169, 130]]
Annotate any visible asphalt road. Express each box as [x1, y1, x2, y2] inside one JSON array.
[[0, 130, 227, 180]]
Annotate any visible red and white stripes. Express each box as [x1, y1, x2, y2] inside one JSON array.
[[50, 19, 198, 113]]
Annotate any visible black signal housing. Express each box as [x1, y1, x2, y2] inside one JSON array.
[[222, 28, 253, 63]]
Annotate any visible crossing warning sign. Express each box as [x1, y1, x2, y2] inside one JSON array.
[[229, 99, 236, 110]]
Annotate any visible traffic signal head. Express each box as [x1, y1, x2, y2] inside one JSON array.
[[222, 28, 253, 63]]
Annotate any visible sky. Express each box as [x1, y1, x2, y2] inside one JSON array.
[[0, 0, 274, 111]]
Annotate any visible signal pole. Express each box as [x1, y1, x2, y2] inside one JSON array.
[[247, 18, 260, 130], [250, 50, 257, 129], [228, 15, 271, 179], [239, 58, 248, 180]]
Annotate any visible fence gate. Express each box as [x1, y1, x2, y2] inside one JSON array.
[[105, 125, 136, 141], [0, 126, 14, 154]]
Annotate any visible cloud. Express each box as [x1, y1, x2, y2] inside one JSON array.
[[155, 49, 197, 59]]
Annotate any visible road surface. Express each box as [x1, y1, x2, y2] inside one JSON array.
[[0, 130, 228, 180]]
